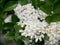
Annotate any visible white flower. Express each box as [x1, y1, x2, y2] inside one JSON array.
[[19, 30, 24, 32], [4, 15, 11, 23], [57, 21, 60, 31], [45, 22, 60, 45], [36, 9, 48, 20], [35, 34, 44, 42]]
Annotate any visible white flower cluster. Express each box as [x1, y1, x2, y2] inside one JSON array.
[[45, 22, 60, 45], [14, 3, 48, 42], [14, 3, 60, 45]]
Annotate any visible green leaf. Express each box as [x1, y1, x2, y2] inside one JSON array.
[[19, 0, 27, 5], [0, 19, 4, 30], [16, 39, 25, 45], [0, 0, 3, 3], [14, 25, 22, 31], [4, 1, 17, 11], [45, 0, 57, 4], [0, 0, 4, 4], [45, 16, 52, 23], [31, 0, 37, 9], [31, 0, 40, 9], [44, 33, 49, 41], [0, 5, 3, 11], [0, 19, 3, 25], [11, 14, 20, 24], [51, 14, 60, 22], [4, 32, 15, 40], [40, 5, 51, 14], [0, 12, 7, 19], [53, 0, 60, 13], [3, 22, 14, 30], [0, 7, 3, 15], [45, 14, 60, 23]]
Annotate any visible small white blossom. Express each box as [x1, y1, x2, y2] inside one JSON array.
[[4, 15, 11, 23]]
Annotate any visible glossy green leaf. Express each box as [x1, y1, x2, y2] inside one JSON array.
[[31, 0, 45, 9], [31, 0, 38, 9], [51, 14, 60, 22], [3, 22, 14, 30], [53, 0, 60, 13], [31, 0, 40, 9], [4, 32, 15, 40], [11, 14, 20, 24], [45, 14, 60, 23], [14, 25, 22, 31], [4, 1, 17, 11], [19, 0, 27, 5], [40, 5, 51, 14], [45, 16, 52, 23]]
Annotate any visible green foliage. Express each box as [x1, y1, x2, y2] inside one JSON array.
[[0, 12, 7, 19], [4, 32, 15, 40], [0, 7, 3, 13], [44, 33, 49, 41], [40, 5, 52, 14], [0, 0, 5, 5], [45, 0, 57, 4], [0, 19, 3, 26], [0, 3, 7, 20], [14, 25, 22, 31], [11, 14, 20, 24], [53, 0, 60, 12], [0, 19, 4, 30], [31, 0, 39, 9], [45, 16, 52, 23], [19, 0, 27, 5], [0, 0, 3, 3], [3, 22, 14, 30], [2, 22, 14, 35], [31, 0, 45, 9], [16, 39, 25, 45], [51, 14, 60, 22], [4, 1, 17, 11], [45, 14, 60, 23]]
